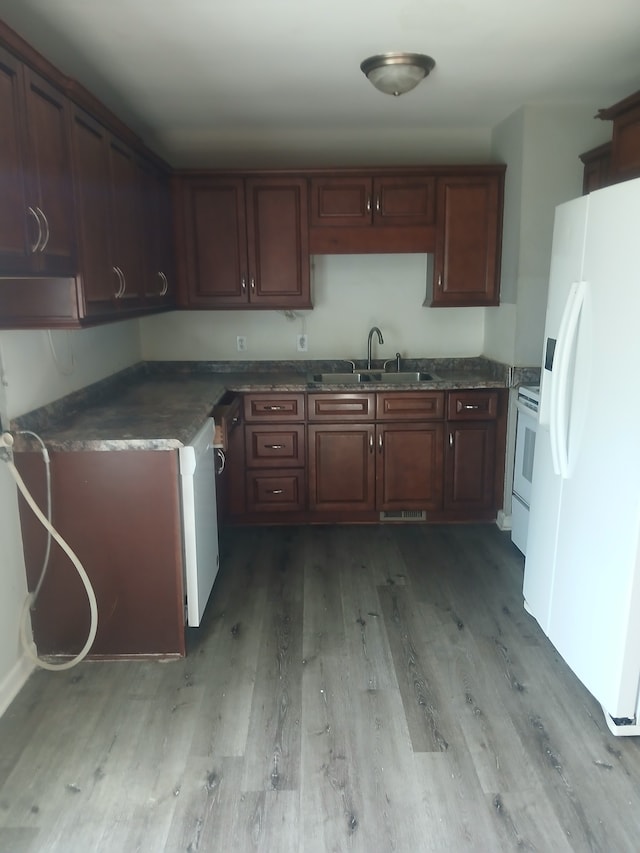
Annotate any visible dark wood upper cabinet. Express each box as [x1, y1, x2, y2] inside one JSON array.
[[309, 175, 435, 227], [69, 105, 115, 314], [579, 142, 612, 195], [177, 175, 311, 309], [580, 90, 640, 193], [431, 173, 504, 307], [0, 47, 74, 275], [138, 160, 175, 306], [0, 46, 28, 271], [598, 89, 640, 184]]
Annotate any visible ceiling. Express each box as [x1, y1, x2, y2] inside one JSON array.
[[2, 0, 640, 168]]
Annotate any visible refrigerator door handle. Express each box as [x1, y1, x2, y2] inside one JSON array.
[[550, 280, 587, 479]]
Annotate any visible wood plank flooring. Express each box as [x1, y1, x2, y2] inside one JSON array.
[[2, 523, 640, 852]]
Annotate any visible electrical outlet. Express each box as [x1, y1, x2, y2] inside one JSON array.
[[236, 336, 247, 352], [297, 334, 308, 352]]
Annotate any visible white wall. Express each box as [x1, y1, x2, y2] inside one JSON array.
[[0, 321, 141, 715], [140, 254, 486, 361], [486, 103, 610, 367]]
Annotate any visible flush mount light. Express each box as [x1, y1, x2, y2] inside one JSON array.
[[360, 52, 436, 97]]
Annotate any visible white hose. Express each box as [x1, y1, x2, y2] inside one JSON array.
[[4, 434, 98, 670]]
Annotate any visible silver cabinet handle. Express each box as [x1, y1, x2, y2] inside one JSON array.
[[27, 206, 43, 253], [449, 432, 454, 448], [369, 433, 374, 452], [113, 266, 125, 298], [36, 207, 50, 252], [250, 278, 256, 292], [269, 489, 284, 495], [462, 404, 480, 410], [378, 433, 383, 453], [241, 276, 247, 292], [158, 271, 168, 296], [215, 448, 226, 475], [375, 195, 381, 212], [366, 196, 371, 213], [437, 274, 443, 289], [266, 405, 285, 411], [266, 443, 284, 449]]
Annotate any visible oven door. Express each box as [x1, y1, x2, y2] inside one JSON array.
[[513, 400, 537, 507]]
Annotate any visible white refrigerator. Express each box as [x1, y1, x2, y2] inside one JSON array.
[[523, 177, 640, 736]]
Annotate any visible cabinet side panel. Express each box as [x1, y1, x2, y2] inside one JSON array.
[[16, 450, 185, 657]]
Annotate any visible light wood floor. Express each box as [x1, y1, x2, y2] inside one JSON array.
[[2, 524, 640, 852]]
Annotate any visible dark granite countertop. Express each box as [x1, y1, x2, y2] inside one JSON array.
[[12, 358, 532, 452]]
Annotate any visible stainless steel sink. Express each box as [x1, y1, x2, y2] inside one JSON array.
[[372, 371, 436, 383], [309, 372, 364, 384], [308, 371, 436, 384]]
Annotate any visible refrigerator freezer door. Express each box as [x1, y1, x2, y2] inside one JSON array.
[[545, 179, 640, 719], [523, 194, 589, 631]]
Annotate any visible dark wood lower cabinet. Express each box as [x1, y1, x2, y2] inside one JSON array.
[[444, 421, 497, 512], [308, 423, 376, 512], [16, 449, 186, 658], [377, 422, 443, 511], [232, 388, 507, 524]]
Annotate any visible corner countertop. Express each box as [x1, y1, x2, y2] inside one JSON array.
[[11, 358, 525, 453]]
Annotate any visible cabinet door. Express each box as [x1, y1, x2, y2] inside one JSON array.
[[373, 176, 435, 226], [22, 67, 75, 274], [181, 178, 247, 306], [308, 423, 376, 512], [0, 47, 30, 272], [107, 135, 144, 308], [70, 106, 118, 315], [432, 175, 502, 306], [377, 422, 443, 511], [309, 176, 372, 227], [246, 177, 311, 308], [444, 421, 496, 511]]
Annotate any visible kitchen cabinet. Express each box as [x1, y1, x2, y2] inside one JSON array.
[[444, 390, 506, 514], [308, 391, 444, 515], [309, 175, 435, 227], [579, 142, 612, 194], [71, 104, 147, 317], [177, 175, 311, 309], [242, 392, 306, 513], [16, 448, 186, 657], [597, 89, 640, 184], [308, 171, 437, 254], [139, 157, 176, 307], [431, 174, 504, 307], [0, 47, 75, 276]]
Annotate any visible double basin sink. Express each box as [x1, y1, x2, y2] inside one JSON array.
[[308, 370, 437, 385]]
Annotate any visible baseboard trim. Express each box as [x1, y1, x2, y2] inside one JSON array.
[[0, 652, 35, 719], [496, 510, 512, 531]]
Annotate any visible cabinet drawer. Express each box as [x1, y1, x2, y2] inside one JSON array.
[[212, 393, 242, 449], [246, 469, 306, 512], [245, 424, 305, 467], [447, 390, 499, 421], [243, 393, 305, 422], [307, 393, 375, 421], [376, 391, 444, 421]]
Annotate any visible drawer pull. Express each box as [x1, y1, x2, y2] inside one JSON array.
[[266, 405, 285, 411], [265, 443, 284, 449], [462, 404, 481, 410], [269, 489, 284, 495]]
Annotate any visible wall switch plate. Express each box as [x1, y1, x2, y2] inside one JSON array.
[[237, 336, 247, 352], [297, 334, 308, 352]]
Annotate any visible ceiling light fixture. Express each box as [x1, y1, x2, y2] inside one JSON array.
[[360, 52, 436, 97]]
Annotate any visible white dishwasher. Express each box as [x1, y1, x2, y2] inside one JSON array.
[[179, 417, 219, 626]]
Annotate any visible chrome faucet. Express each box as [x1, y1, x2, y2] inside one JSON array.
[[367, 326, 384, 369]]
